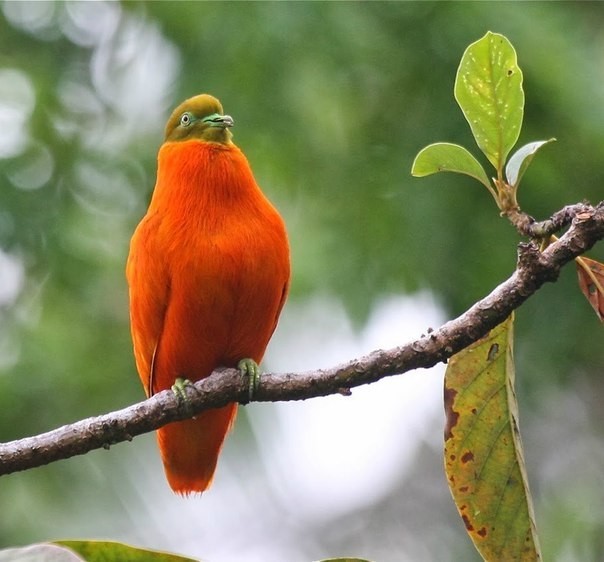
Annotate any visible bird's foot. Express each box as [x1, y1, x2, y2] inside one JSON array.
[[238, 358, 261, 402], [171, 377, 194, 417]]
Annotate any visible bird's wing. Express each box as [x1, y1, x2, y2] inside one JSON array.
[[126, 214, 170, 397], [271, 279, 290, 337]]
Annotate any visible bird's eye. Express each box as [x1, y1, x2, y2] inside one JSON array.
[[180, 113, 193, 127]]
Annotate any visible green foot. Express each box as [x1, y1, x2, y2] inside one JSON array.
[[238, 358, 261, 402], [171, 377, 194, 416]]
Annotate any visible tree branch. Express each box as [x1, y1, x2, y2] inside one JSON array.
[[1, 202, 603, 478], [505, 202, 593, 239]]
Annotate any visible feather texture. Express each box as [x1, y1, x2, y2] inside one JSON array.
[[127, 129, 289, 494]]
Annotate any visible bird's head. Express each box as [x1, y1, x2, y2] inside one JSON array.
[[164, 94, 234, 144]]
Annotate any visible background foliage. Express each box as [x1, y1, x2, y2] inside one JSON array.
[[1, 2, 603, 561]]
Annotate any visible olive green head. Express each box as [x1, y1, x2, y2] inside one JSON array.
[[164, 94, 234, 144]]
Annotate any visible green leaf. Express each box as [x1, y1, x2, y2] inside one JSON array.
[[55, 541, 199, 562], [455, 31, 524, 174], [444, 315, 542, 561], [316, 559, 374, 562], [411, 142, 491, 190], [0, 544, 85, 561], [505, 139, 556, 188]]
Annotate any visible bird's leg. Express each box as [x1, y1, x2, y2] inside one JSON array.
[[171, 377, 195, 418], [238, 358, 261, 402]]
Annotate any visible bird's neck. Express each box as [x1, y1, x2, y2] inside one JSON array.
[[150, 140, 261, 220]]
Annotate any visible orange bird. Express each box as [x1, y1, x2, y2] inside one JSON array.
[[126, 94, 290, 494]]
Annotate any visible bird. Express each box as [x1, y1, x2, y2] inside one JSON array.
[[126, 94, 290, 494]]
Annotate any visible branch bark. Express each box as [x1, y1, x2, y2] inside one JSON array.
[[1, 202, 603, 477], [505, 202, 593, 238]]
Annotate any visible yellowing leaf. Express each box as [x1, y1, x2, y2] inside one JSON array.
[[55, 541, 198, 562], [455, 32, 524, 174], [576, 256, 604, 322], [444, 315, 541, 561]]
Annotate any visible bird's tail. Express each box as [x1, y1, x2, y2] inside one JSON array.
[[157, 403, 238, 494]]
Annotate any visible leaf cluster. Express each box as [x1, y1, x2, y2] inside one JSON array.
[[413, 32, 604, 561], [412, 32, 554, 215]]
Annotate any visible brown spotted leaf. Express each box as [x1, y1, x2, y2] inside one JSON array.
[[576, 256, 604, 322], [444, 314, 541, 561]]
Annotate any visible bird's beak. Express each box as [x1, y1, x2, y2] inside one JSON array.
[[202, 113, 234, 128]]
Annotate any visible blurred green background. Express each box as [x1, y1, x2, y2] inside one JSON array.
[[1, 2, 604, 561]]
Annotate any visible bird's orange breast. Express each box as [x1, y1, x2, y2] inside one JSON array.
[[129, 139, 289, 394]]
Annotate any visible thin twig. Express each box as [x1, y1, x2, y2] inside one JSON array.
[[505, 202, 596, 239]]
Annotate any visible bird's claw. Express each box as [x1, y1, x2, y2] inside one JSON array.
[[238, 358, 261, 402], [171, 377, 194, 417]]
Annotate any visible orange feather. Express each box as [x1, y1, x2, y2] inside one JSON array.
[[126, 95, 290, 494]]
